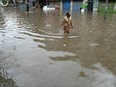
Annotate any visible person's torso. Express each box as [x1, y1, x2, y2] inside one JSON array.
[[63, 16, 72, 26]]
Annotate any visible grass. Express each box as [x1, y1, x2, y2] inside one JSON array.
[[98, 2, 116, 13]]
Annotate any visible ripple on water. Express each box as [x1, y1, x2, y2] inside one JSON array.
[[19, 31, 79, 39]]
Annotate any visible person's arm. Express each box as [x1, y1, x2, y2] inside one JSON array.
[[71, 18, 73, 29], [62, 17, 65, 27]]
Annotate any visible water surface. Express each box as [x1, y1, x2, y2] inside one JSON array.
[[0, 7, 116, 87]]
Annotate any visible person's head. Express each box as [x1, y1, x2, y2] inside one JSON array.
[[66, 12, 71, 18]]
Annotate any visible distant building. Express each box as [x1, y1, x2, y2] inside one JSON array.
[[60, 0, 84, 11]]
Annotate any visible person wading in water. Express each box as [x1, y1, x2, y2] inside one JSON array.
[[62, 12, 73, 33], [26, 0, 29, 12]]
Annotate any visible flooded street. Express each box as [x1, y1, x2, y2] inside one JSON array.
[[0, 7, 116, 87]]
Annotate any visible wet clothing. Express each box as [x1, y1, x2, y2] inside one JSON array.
[[62, 16, 73, 33]]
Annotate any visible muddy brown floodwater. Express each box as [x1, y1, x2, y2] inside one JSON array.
[[0, 7, 116, 87]]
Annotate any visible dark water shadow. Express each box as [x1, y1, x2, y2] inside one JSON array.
[[0, 71, 18, 87]]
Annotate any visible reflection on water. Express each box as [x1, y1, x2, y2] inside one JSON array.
[[0, 69, 17, 87], [91, 63, 116, 87], [0, 7, 116, 87]]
